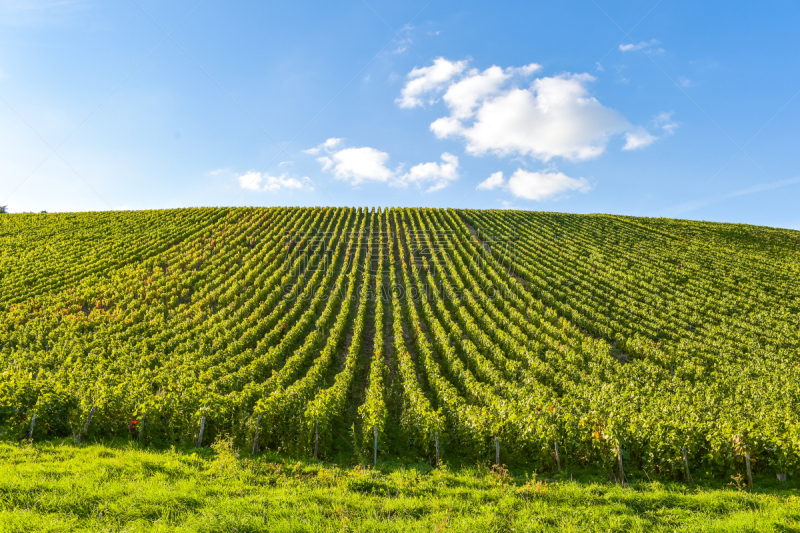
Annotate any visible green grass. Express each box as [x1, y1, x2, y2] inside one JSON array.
[[1, 440, 799, 532]]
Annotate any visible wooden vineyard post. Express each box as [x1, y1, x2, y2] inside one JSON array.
[[80, 406, 96, 443], [252, 415, 261, 456], [495, 436, 500, 467], [138, 414, 146, 445], [682, 446, 692, 484], [373, 424, 378, 465], [314, 421, 319, 459], [27, 412, 36, 440], [554, 440, 561, 473], [745, 447, 753, 491], [616, 441, 626, 486], [435, 431, 440, 466], [196, 416, 206, 448]]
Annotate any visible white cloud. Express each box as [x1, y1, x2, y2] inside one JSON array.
[[318, 147, 394, 185], [622, 112, 679, 150], [307, 139, 395, 185], [427, 116, 462, 137], [477, 171, 505, 190], [508, 63, 543, 76], [393, 35, 413, 54], [396, 57, 467, 108], [308, 138, 461, 191], [661, 122, 678, 135], [654, 112, 679, 135], [431, 72, 630, 162], [619, 42, 645, 52], [303, 137, 342, 155], [398, 58, 677, 162], [508, 169, 592, 201], [322, 137, 343, 149], [399, 152, 459, 192], [619, 39, 663, 54], [237, 171, 308, 192], [623, 127, 657, 150], [442, 66, 511, 119]]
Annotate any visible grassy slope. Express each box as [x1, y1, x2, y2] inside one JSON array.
[[1, 440, 799, 532], [3, 209, 800, 530]]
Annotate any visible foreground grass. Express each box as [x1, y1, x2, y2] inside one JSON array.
[[1, 440, 800, 532]]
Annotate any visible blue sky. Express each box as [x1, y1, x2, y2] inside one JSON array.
[[1, 1, 799, 229]]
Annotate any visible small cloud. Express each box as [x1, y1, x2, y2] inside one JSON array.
[[613, 64, 629, 84], [399, 152, 459, 192], [623, 127, 657, 150], [393, 35, 413, 54], [303, 138, 343, 156], [678, 76, 692, 88], [322, 137, 343, 149], [237, 171, 309, 192], [622, 112, 679, 151], [619, 41, 646, 52], [310, 139, 461, 191], [508, 169, 592, 201], [662, 123, 678, 135], [318, 146, 395, 185], [595, 62, 605, 72], [619, 39, 664, 54], [477, 171, 505, 190], [507, 63, 542, 76], [396, 57, 468, 108], [654, 111, 679, 135], [500, 200, 519, 210]]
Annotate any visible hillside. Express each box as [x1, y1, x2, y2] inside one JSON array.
[[1, 207, 799, 478]]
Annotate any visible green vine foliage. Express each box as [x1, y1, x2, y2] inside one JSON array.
[[0, 207, 798, 477]]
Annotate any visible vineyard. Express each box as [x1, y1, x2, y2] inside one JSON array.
[[1, 207, 799, 480]]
